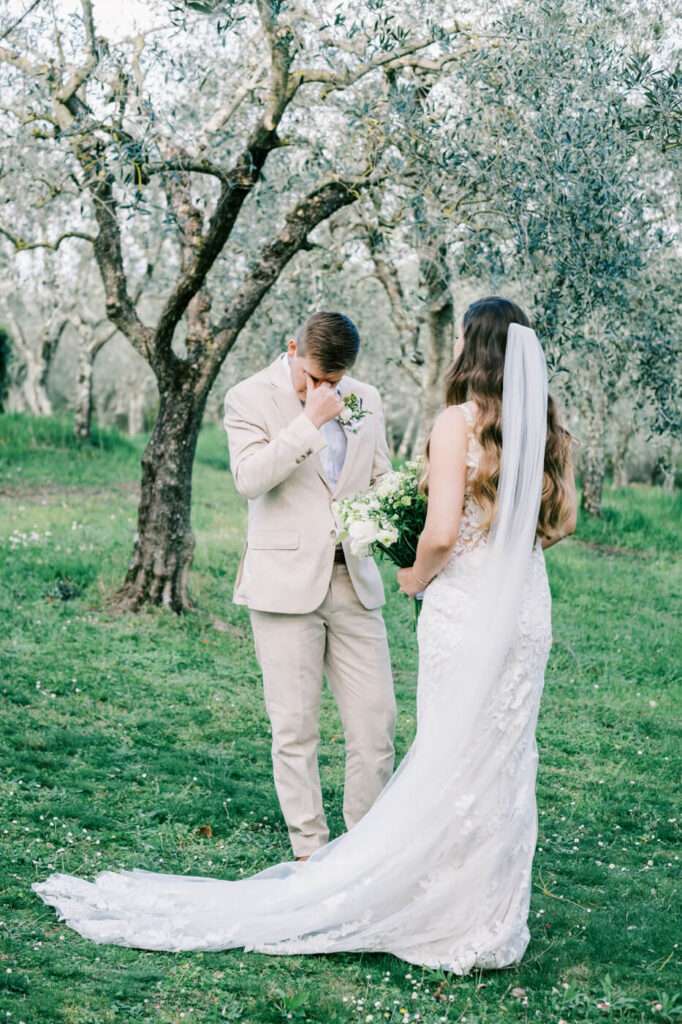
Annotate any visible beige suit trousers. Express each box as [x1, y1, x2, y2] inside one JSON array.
[[250, 564, 396, 857]]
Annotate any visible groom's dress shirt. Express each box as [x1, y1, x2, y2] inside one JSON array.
[[281, 352, 347, 490], [224, 353, 392, 614]]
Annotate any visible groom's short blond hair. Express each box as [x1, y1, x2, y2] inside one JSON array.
[[296, 312, 360, 374]]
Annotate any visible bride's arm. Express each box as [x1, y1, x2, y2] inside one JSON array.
[[398, 407, 467, 597], [541, 449, 577, 549]]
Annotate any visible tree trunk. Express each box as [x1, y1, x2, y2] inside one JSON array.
[[8, 348, 53, 416], [657, 436, 679, 494], [612, 454, 629, 489], [4, 307, 66, 416], [415, 243, 453, 452], [117, 382, 204, 612], [73, 346, 95, 440], [612, 424, 634, 489], [580, 447, 605, 517], [579, 393, 607, 517], [0, 326, 9, 413], [73, 322, 117, 441], [397, 402, 420, 460]]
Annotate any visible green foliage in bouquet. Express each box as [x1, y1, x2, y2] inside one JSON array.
[[333, 459, 427, 569]]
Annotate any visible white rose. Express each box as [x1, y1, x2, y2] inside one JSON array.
[[347, 518, 380, 557], [348, 519, 379, 543], [338, 406, 354, 424]]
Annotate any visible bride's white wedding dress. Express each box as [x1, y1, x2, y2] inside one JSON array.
[[34, 327, 552, 973]]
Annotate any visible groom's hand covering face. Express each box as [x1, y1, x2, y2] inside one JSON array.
[[287, 339, 345, 428], [287, 339, 344, 398], [302, 371, 345, 429]]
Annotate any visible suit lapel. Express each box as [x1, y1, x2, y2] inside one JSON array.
[[269, 355, 303, 423], [268, 355, 331, 492]]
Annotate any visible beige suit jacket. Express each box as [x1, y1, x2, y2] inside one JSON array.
[[224, 355, 392, 614]]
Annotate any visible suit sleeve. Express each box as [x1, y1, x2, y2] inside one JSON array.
[[370, 390, 393, 486], [224, 385, 327, 500]]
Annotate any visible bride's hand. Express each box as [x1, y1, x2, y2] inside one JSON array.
[[397, 567, 422, 598]]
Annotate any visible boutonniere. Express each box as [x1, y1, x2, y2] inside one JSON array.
[[336, 393, 372, 434]]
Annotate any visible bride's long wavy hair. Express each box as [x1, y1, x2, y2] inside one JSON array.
[[421, 296, 574, 540]]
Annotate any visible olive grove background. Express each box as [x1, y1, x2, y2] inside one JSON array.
[[1, 0, 680, 608]]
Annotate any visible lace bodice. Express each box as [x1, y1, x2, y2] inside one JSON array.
[[451, 402, 488, 557]]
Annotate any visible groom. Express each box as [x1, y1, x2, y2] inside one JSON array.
[[224, 311, 396, 859]]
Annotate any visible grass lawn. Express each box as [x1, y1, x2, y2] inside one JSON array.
[[0, 414, 680, 1024]]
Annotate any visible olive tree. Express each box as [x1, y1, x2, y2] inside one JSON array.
[[0, 0, 472, 609], [449, 0, 681, 515], [0, 260, 68, 416]]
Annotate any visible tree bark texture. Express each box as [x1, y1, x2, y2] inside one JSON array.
[[7, 347, 53, 415], [4, 307, 66, 416], [579, 399, 607, 517], [73, 346, 95, 439], [118, 381, 204, 612], [611, 424, 634, 489], [580, 448, 605, 517], [415, 242, 454, 452], [72, 323, 116, 440]]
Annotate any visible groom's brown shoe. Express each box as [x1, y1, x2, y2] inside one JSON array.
[[295, 855, 310, 862]]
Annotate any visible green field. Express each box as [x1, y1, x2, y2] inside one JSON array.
[[1, 415, 680, 1024]]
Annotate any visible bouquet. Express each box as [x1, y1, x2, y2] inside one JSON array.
[[333, 459, 428, 619]]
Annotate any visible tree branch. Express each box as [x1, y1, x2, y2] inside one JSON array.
[[291, 24, 467, 98], [164, 165, 213, 363], [80, 0, 96, 50], [0, 103, 58, 126], [53, 0, 102, 123], [67, 309, 118, 357], [256, 0, 294, 131], [74, 140, 153, 363], [144, 157, 230, 184], [0, 0, 42, 43], [0, 221, 95, 251], [197, 66, 267, 151], [150, 0, 295, 368], [202, 175, 375, 390], [0, 42, 49, 78], [41, 308, 68, 368]]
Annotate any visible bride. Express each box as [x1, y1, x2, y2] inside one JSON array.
[[34, 296, 576, 973]]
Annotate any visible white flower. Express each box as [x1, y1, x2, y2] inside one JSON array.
[[347, 519, 380, 557], [338, 405, 354, 424], [348, 520, 379, 542], [375, 473, 402, 498], [377, 524, 399, 546]]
